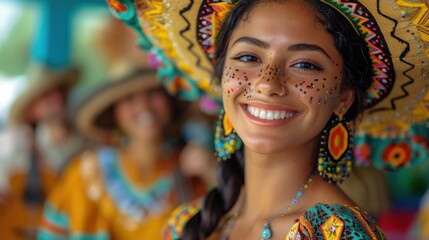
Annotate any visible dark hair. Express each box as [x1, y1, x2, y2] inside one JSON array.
[[183, 0, 372, 239]]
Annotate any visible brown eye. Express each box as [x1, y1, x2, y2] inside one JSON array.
[[292, 62, 322, 71], [232, 54, 261, 63]]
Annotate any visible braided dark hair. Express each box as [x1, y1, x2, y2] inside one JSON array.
[[182, 0, 372, 239]]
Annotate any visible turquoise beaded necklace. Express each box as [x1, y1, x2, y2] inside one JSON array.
[[221, 172, 315, 240]]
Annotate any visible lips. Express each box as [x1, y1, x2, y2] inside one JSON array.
[[246, 105, 297, 120]]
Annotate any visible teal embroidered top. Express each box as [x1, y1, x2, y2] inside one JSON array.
[[162, 201, 386, 240]]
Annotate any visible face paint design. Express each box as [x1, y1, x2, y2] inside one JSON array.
[[287, 58, 342, 104], [222, 58, 342, 104], [223, 66, 254, 98], [258, 64, 285, 82]]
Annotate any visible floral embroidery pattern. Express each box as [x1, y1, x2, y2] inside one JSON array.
[[381, 142, 411, 168], [321, 215, 344, 240]]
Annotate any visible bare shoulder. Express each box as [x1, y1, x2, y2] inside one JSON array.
[[307, 175, 356, 206]]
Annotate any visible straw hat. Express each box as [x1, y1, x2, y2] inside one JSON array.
[[8, 64, 80, 125], [108, 0, 429, 170], [74, 66, 162, 144]]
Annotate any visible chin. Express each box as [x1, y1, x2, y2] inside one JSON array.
[[135, 128, 162, 140], [242, 137, 287, 154]]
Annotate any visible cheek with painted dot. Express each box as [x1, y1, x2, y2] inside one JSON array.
[[222, 66, 255, 98], [287, 61, 343, 105], [288, 76, 341, 104]]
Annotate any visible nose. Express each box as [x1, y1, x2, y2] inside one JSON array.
[[254, 64, 288, 96], [133, 92, 151, 111]]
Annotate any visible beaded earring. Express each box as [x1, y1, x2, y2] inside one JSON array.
[[214, 109, 241, 161], [317, 108, 354, 183], [111, 128, 126, 145]]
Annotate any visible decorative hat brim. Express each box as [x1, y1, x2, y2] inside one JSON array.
[[75, 70, 159, 144], [9, 66, 80, 125]]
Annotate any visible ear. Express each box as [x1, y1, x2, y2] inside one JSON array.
[[334, 88, 355, 116]]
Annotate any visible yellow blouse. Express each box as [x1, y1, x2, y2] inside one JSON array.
[[39, 147, 201, 240]]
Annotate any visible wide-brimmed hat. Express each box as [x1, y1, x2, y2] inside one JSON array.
[[108, 0, 429, 170], [9, 64, 80, 125], [74, 67, 162, 144]]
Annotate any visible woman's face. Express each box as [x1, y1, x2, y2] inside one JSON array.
[[222, 1, 353, 154], [114, 87, 172, 141], [27, 88, 66, 123]]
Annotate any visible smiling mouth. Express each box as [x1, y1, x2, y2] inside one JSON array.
[[246, 105, 297, 120], [137, 112, 155, 126]]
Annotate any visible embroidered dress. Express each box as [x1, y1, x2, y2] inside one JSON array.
[[162, 201, 386, 240], [39, 147, 200, 240]]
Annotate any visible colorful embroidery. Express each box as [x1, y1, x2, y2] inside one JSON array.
[[320, 215, 344, 240], [197, 1, 238, 62], [355, 122, 429, 170], [354, 142, 372, 166], [106, 0, 128, 13], [162, 199, 203, 239], [39, 203, 109, 240], [321, 0, 394, 109], [97, 147, 174, 222], [302, 204, 386, 239], [164, 203, 385, 239], [287, 221, 311, 240], [381, 142, 412, 168], [40, 203, 70, 237]]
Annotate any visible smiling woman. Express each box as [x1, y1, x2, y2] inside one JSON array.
[[181, 1, 378, 239], [107, 0, 429, 239]]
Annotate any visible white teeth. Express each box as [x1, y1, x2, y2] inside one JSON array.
[[260, 110, 266, 119], [266, 111, 273, 120], [246, 105, 295, 120], [254, 108, 260, 117]]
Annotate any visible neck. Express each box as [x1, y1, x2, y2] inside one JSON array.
[[124, 137, 164, 176], [41, 119, 70, 144], [242, 141, 316, 220]]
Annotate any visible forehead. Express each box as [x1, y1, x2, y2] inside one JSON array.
[[229, 1, 336, 53]]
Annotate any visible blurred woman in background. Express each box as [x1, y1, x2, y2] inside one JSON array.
[[38, 64, 213, 239]]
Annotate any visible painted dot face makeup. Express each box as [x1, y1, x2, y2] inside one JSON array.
[[222, 57, 342, 105], [223, 66, 254, 98], [218, 1, 350, 156]]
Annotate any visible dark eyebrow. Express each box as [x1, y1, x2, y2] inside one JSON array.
[[231, 38, 333, 60], [288, 43, 332, 60], [231, 36, 270, 49]]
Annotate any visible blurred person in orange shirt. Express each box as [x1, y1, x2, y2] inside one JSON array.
[[0, 64, 85, 239]]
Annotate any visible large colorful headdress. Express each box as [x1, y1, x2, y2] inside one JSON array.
[[108, 0, 429, 170]]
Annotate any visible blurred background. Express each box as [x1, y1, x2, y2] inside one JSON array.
[[0, 2, 220, 240], [0, 0, 111, 124], [0, 1, 428, 240]]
